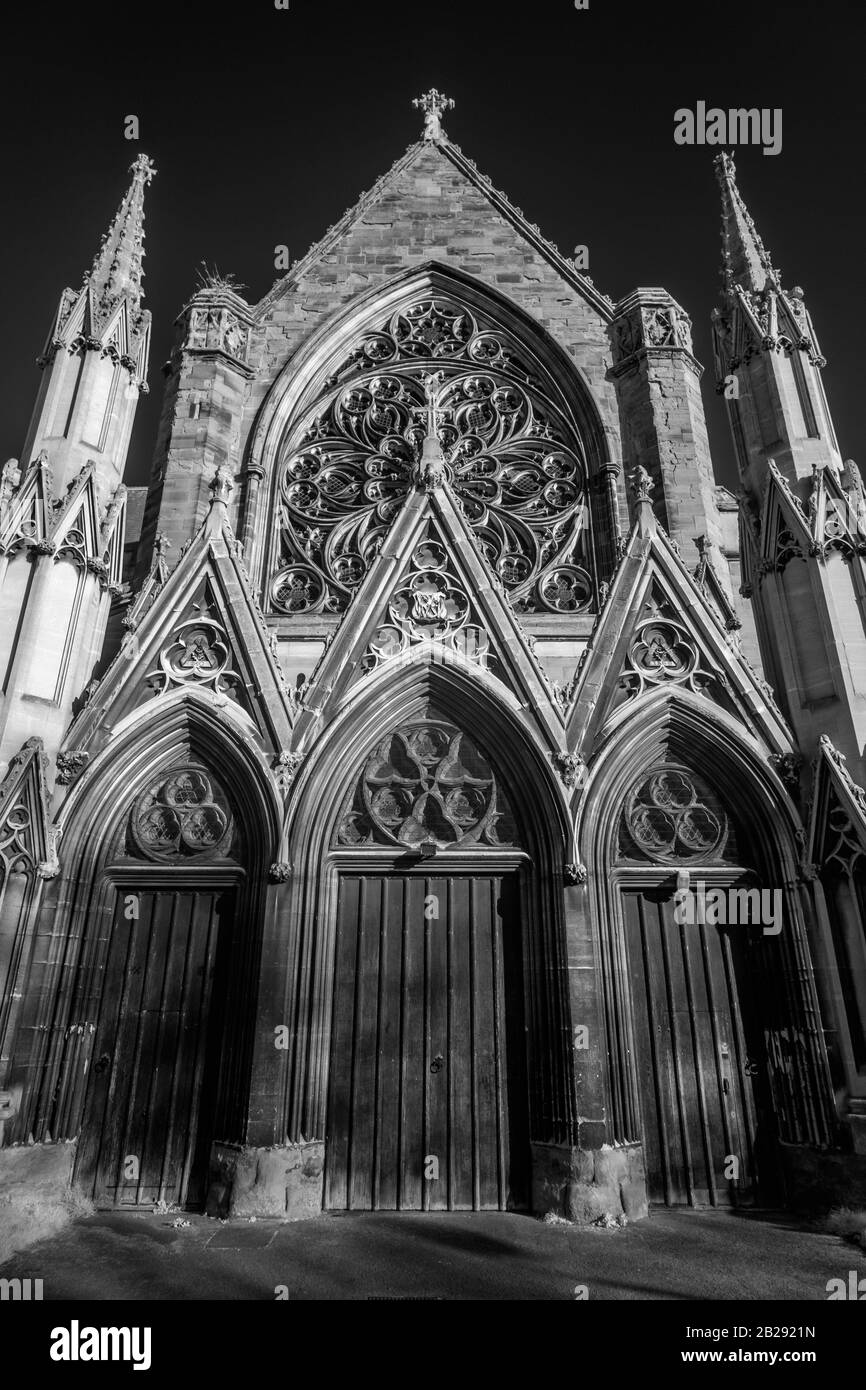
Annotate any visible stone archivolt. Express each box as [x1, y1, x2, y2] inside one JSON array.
[[270, 296, 594, 617]]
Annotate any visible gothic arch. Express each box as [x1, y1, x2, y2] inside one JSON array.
[[578, 696, 835, 1199], [287, 653, 571, 861], [262, 663, 575, 1173], [8, 695, 281, 1186], [240, 263, 616, 595]]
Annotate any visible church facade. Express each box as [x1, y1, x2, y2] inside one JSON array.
[[2, 93, 865, 1222]]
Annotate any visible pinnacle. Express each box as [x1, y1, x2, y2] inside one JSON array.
[[88, 153, 156, 315], [714, 151, 778, 296]]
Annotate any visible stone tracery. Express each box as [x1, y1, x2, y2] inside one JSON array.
[[620, 767, 731, 864], [129, 766, 234, 862], [334, 719, 517, 849], [270, 296, 595, 615]]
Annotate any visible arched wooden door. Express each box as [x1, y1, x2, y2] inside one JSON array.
[[75, 882, 236, 1209], [324, 719, 532, 1211], [74, 765, 246, 1210], [615, 767, 777, 1207]]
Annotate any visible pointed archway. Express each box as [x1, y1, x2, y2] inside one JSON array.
[[11, 695, 280, 1209], [252, 661, 574, 1214], [579, 695, 836, 1207]]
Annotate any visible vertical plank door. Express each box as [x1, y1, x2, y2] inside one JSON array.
[[621, 887, 762, 1205], [76, 887, 232, 1209], [325, 873, 529, 1211]]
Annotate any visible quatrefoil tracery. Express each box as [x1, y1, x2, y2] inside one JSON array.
[[270, 297, 594, 615]]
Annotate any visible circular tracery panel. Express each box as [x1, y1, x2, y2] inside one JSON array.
[[129, 766, 234, 862], [271, 296, 594, 615], [334, 719, 517, 849], [621, 768, 730, 864]]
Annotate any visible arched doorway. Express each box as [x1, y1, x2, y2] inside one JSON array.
[[584, 703, 836, 1212], [614, 765, 775, 1206], [72, 763, 250, 1210], [323, 713, 533, 1211]]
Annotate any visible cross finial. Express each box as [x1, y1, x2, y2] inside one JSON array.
[[413, 89, 454, 142], [130, 153, 157, 185]]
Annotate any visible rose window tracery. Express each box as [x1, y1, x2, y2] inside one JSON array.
[[620, 768, 730, 864], [129, 766, 234, 862], [334, 719, 517, 849], [270, 297, 595, 615]]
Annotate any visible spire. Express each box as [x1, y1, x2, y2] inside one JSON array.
[[89, 154, 157, 314], [714, 151, 778, 295]]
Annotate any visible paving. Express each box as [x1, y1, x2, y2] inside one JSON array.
[[1, 1207, 862, 1301]]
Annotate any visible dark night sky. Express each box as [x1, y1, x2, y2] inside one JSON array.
[[2, 1, 864, 495]]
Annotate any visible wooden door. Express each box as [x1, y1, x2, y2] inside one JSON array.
[[325, 873, 529, 1211], [76, 886, 233, 1209], [622, 886, 764, 1206]]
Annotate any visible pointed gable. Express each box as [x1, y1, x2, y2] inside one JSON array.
[[62, 478, 295, 764], [291, 480, 565, 750], [0, 738, 56, 879], [259, 138, 613, 325], [568, 496, 794, 756]]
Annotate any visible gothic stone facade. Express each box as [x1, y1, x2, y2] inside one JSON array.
[[2, 107, 866, 1222]]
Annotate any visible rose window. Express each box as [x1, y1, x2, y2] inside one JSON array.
[[270, 297, 595, 615]]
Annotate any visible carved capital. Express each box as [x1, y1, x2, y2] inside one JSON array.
[[269, 861, 292, 883]]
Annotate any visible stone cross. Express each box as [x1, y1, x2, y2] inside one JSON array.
[[130, 154, 157, 185], [413, 89, 455, 141]]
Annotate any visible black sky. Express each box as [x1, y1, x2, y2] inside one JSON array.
[[2, 1, 864, 494]]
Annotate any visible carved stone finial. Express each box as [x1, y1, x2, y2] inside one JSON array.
[[413, 89, 455, 141], [210, 462, 234, 505], [630, 464, 655, 503], [410, 373, 450, 492], [0, 458, 21, 511], [130, 154, 157, 186]]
